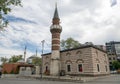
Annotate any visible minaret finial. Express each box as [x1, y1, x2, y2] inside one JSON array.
[[53, 2, 59, 19], [55, 2, 57, 8]]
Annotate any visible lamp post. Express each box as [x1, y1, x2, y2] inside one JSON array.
[[40, 40, 45, 78]]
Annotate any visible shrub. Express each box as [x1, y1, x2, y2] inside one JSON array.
[[3, 70, 8, 74], [10, 70, 14, 74]]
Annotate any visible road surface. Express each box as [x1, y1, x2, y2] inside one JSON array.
[[0, 74, 120, 84]]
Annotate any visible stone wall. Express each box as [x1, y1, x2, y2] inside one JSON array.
[[19, 67, 32, 76], [91, 48, 110, 75], [60, 47, 93, 75]]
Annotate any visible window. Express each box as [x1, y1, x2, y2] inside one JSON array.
[[113, 57, 116, 60], [109, 57, 111, 60], [96, 50, 98, 57], [76, 51, 82, 54], [67, 65, 71, 72], [66, 53, 71, 56], [104, 54, 106, 60], [104, 54, 106, 56], [45, 66, 48, 72], [97, 64, 100, 72], [45, 56, 49, 59], [109, 62, 112, 65], [78, 64, 82, 72], [76, 51, 82, 58]]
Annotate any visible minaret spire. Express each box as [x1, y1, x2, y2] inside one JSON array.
[[52, 3, 60, 25], [53, 2, 59, 19]]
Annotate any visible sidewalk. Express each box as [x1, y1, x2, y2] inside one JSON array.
[[1, 74, 111, 83]]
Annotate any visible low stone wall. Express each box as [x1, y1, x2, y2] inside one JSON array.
[[1, 74, 111, 83], [117, 70, 120, 74], [2, 74, 18, 78]]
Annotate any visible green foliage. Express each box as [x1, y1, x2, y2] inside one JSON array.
[[112, 61, 120, 70], [0, 57, 8, 65], [15, 68, 19, 74], [61, 37, 81, 50], [0, 0, 22, 27], [32, 57, 41, 65], [8, 55, 23, 63]]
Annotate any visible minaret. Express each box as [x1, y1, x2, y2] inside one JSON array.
[[24, 45, 27, 62], [50, 4, 62, 76], [36, 48, 37, 57]]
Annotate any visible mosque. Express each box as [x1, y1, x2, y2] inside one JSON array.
[[42, 5, 110, 76]]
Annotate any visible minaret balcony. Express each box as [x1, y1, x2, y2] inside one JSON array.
[[50, 24, 62, 33]]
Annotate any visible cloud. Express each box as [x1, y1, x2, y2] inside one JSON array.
[[0, 0, 120, 59], [6, 15, 37, 24]]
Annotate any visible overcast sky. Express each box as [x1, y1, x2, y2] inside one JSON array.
[[0, 0, 120, 59]]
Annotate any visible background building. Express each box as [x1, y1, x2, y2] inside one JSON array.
[[106, 41, 120, 70], [2, 62, 34, 74]]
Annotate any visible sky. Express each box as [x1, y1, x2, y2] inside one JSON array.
[[0, 0, 120, 60]]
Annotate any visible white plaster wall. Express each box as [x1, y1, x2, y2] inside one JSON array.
[[50, 50, 60, 76]]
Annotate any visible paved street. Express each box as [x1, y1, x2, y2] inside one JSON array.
[[84, 74, 120, 84], [0, 74, 120, 84]]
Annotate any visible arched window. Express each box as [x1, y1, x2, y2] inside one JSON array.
[[45, 66, 48, 72], [45, 56, 49, 59], [65, 60, 72, 64], [44, 62, 49, 65], [76, 51, 82, 58], [97, 64, 100, 72], [66, 60, 72, 72], [66, 52, 71, 60], [96, 50, 98, 57], [96, 58, 100, 63], [76, 51, 82, 54], [76, 59, 84, 63], [78, 64, 83, 72], [66, 52, 71, 56], [76, 59, 84, 72], [67, 65, 71, 72], [105, 65, 108, 72]]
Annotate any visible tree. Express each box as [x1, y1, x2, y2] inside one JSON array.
[[8, 55, 23, 63], [32, 57, 41, 66], [0, 0, 22, 28], [0, 57, 8, 65], [112, 61, 120, 70], [61, 37, 81, 50]]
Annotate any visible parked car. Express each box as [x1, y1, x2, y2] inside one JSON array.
[[110, 70, 117, 74]]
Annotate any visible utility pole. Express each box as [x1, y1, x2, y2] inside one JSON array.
[[40, 40, 45, 78]]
